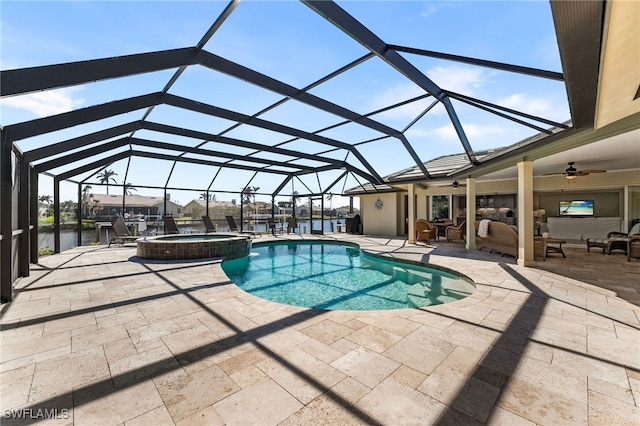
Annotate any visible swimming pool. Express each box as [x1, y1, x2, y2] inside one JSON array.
[[221, 241, 475, 310]]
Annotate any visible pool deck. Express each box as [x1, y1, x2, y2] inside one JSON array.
[[1, 233, 639, 425]]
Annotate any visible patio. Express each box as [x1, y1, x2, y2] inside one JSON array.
[[1, 234, 638, 425]]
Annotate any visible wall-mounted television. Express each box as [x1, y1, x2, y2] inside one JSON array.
[[560, 200, 594, 216]]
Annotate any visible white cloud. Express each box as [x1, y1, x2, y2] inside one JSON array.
[[498, 93, 552, 116], [367, 64, 490, 123], [434, 123, 508, 141], [1, 87, 84, 117], [428, 65, 489, 95], [420, 4, 438, 18]]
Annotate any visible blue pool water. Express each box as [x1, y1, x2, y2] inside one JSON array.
[[221, 241, 475, 310]]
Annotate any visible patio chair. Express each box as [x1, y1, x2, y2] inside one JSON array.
[[202, 216, 217, 233], [225, 215, 260, 238], [286, 217, 299, 234], [164, 216, 180, 234], [415, 219, 438, 244], [586, 222, 640, 255], [108, 216, 139, 247], [628, 235, 640, 262], [445, 220, 466, 243], [267, 217, 282, 235]]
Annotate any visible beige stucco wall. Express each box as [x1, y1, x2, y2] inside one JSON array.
[[359, 192, 399, 236], [596, 0, 640, 128]]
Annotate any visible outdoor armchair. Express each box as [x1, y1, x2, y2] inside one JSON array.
[[415, 219, 438, 244], [445, 220, 466, 243]]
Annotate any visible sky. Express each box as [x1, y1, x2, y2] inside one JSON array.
[[1, 0, 570, 210]]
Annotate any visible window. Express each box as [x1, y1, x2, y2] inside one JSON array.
[[432, 195, 450, 220]]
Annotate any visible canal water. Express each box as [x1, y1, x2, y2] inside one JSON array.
[[39, 219, 345, 251]]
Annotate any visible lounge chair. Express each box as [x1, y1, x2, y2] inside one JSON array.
[[445, 220, 466, 243], [164, 216, 180, 234], [586, 223, 640, 255], [202, 216, 217, 233], [415, 219, 438, 244], [225, 215, 260, 238], [108, 216, 139, 247]]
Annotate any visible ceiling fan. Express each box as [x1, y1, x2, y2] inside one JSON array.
[[545, 162, 607, 180], [450, 180, 466, 188]]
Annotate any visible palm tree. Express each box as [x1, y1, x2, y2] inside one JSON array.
[[199, 192, 214, 201], [97, 168, 118, 194], [124, 182, 137, 196], [290, 191, 300, 208], [81, 185, 93, 218], [242, 186, 260, 206], [39, 195, 52, 204]]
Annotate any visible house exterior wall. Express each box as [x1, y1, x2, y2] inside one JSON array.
[[355, 169, 640, 237], [359, 193, 399, 236], [596, 0, 640, 128]]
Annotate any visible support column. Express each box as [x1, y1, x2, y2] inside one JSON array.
[[517, 161, 535, 267], [30, 168, 39, 263], [408, 184, 416, 243], [1, 130, 13, 302], [465, 178, 476, 250], [54, 177, 61, 253], [19, 154, 30, 276], [77, 183, 82, 249]]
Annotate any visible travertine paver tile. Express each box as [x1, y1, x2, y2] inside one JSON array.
[[487, 406, 536, 425], [382, 326, 456, 375], [74, 378, 164, 425], [296, 336, 344, 363], [330, 346, 399, 389], [0, 345, 71, 375], [353, 314, 422, 337], [174, 405, 224, 426], [498, 377, 588, 425], [156, 364, 239, 422], [256, 347, 346, 404], [356, 377, 446, 425], [552, 347, 630, 388], [1, 330, 70, 363], [0, 364, 35, 409], [217, 347, 269, 376], [345, 324, 402, 353], [29, 345, 110, 403], [42, 312, 96, 336], [390, 364, 427, 389], [587, 324, 640, 369], [279, 392, 371, 426], [124, 405, 175, 426], [299, 319, 354, 345], [229, 364, 268, 388], [128, 319, 183, 344], [588, 376, 636, 406], [71, 324, 129, 352], [588, 389, 640, 425], [438, 320, 496, 352], [418, 364, 501, 423], [108, 343, 179, 387], [439, 345, 484, 375], [103, 337, 138, 364], [528, 325, 587, 353], [512, 354, 587, 403], [213, 378, 302, 426]]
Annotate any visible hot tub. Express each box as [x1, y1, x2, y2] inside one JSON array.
[[136, 234, 252, 260]]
